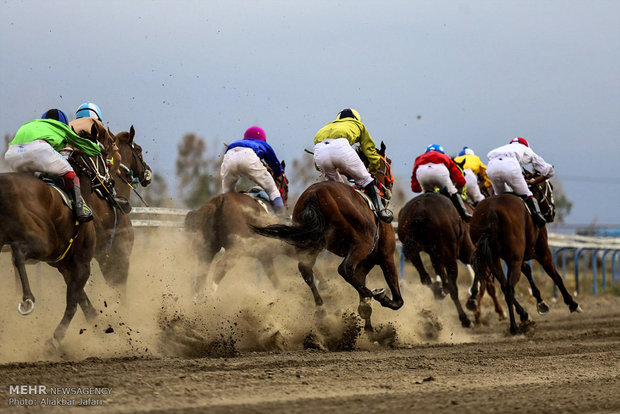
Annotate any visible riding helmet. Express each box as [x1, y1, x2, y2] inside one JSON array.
[[510, 137, 529, 147], [425, 144, 445, 154], [41, 109, 69, 126], [76, 102, 103, 121], [244, 126, 267, 141], [336, 108, 361, 122], [458, 146, 475, 156]]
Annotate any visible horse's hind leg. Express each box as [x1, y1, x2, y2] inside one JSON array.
[[521, 262, 549, 315], [353, 261, 376, 332], [10, 244, 35, 315], [196, 243, 220, 296], [297, 248, 324, 307], [406, 246, 443, 299], [444, 260, 471, 328], [429, 255, 449, 299], [474, 279, 487, 325]]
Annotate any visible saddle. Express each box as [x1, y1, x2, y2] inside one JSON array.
[[242, 187, 273, 215], [38, 175, 73, 210], [353, 188, 377, 214]]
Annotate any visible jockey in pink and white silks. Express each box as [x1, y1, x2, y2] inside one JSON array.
[[312, 108, 393, 223], [220, 126, 286, 215], [486, 137, 554, 227]]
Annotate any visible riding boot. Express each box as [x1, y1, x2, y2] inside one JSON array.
[[525, 196, 546, 227], [450, 192, 472, 222], [70, 185, 94, 222], [364, 180, 394, 223]]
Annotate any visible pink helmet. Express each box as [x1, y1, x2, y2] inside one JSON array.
[[510, 137, 529, 147], [244, 126, 267, 141]]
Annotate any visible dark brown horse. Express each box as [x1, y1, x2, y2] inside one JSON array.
[[469, 179, 582, 334], [253, 143, 403, 332], [185, 163, 289, 299], [398, 192, 505, 327], [0, 122, 113, 346]]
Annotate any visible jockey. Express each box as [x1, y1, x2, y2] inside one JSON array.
[[4, 109, 101, 222], [221, 126, 286, 215], [486, 137, 553, 227], [313, 108, 393, 223], [411, 144, 472, 221], [453, 146, 492, 206], [69, 101, 117, 161], [75, 101, 103, 121]]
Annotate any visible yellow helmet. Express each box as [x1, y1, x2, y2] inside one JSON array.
[[336, 108, 361, 122]]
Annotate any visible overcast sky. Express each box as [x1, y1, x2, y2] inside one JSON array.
[[1, 0, 618, 226]]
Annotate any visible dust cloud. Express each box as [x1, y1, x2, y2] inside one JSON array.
[[0, 229, 486, 363]]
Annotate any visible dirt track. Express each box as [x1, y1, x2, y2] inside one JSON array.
[[1, 294, 619, 413], [1, 230, 619, 413]]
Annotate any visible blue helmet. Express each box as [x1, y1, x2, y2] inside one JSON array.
[[458, 146, 475, 156], [76, 102, 102, 121], [425, 144, 445, 154], [41, 109, 69, 126]]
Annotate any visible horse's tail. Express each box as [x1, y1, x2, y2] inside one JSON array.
[[472, 209, 500, 282], [251, 195, 325, 249]]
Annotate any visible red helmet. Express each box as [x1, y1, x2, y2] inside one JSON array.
[[510, 137, 529, 147], [244, 126, 267, 141]]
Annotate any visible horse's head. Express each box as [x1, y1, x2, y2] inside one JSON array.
[[75, 121, 121, 175], [374, 141, 394, 199], [275, 160, 289, 206], [114, 125, 152, 187], [525, 170, 556, 222]]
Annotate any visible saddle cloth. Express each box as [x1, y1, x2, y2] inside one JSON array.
[[242, 187, 273, 215]]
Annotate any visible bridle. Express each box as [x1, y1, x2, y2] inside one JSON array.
[[119, 142, 152, 186], [374, 155, 394, 200]]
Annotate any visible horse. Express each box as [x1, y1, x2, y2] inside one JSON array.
[[0, 122, 113, 346], [185, 162, 289, 297], [469, 175, 582, 334], [397, 191, 505, 327], [252, 142, 403, 332]]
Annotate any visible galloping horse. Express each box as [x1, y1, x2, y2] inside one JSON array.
[[469, 176, 582, 334], [185, 163, 289, 297], [253, 142, 403, 332], [0, 122, 114, 346], [398, 192, 505, 327]]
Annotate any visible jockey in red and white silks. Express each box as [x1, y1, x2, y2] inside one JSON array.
[[486, 137, 554, 197]]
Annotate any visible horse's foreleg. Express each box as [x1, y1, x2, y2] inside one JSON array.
[[485, 279, 506, 321], [54, 261, 91, 344], [521, 262, 549, 315], [259, 256, 279, 289], [445, 261, 471, 328], [11, 244, 35, 315], [537, 251, 582, 313], [298, 249, 323, 307]]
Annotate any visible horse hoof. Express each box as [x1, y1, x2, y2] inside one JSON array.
[[314, 307, 327, 319], [465, 299, 477, 311], [537, 301, 550, 315], [461, 318, 472, 328], [212, 282, 219, 293], [498, 313, 507, 321], [571, 304, 584, 313], [18, 299, 34, 316], [372, 288, 386, 301]]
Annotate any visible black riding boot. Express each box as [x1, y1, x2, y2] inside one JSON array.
[[525, 196, 546, 227], [450, 192, 472, 222], [70, 185, 94, 222], [364, 180, 393, 223]]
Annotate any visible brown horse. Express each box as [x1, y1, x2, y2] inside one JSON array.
[[469, 179, 582, 334], [397, 192, 505, 327], [185, 163, 289, 298], [253, 143, 403, 332], [0, 122, 112, 346]]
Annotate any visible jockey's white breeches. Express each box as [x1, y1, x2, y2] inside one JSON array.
[[4, 140, 73, 175], [220, 147, 280, 200], [313, 138, 373, 187], [463, 168, 485, 203], [486, 155, 532, 197], [416, 163, 457, 194]]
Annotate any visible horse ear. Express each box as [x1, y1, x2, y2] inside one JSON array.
[[90, 123, 98, 141], [379, 141, 386, 156], [281, 160, 286, 171], [129, 125, 135, 142]]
